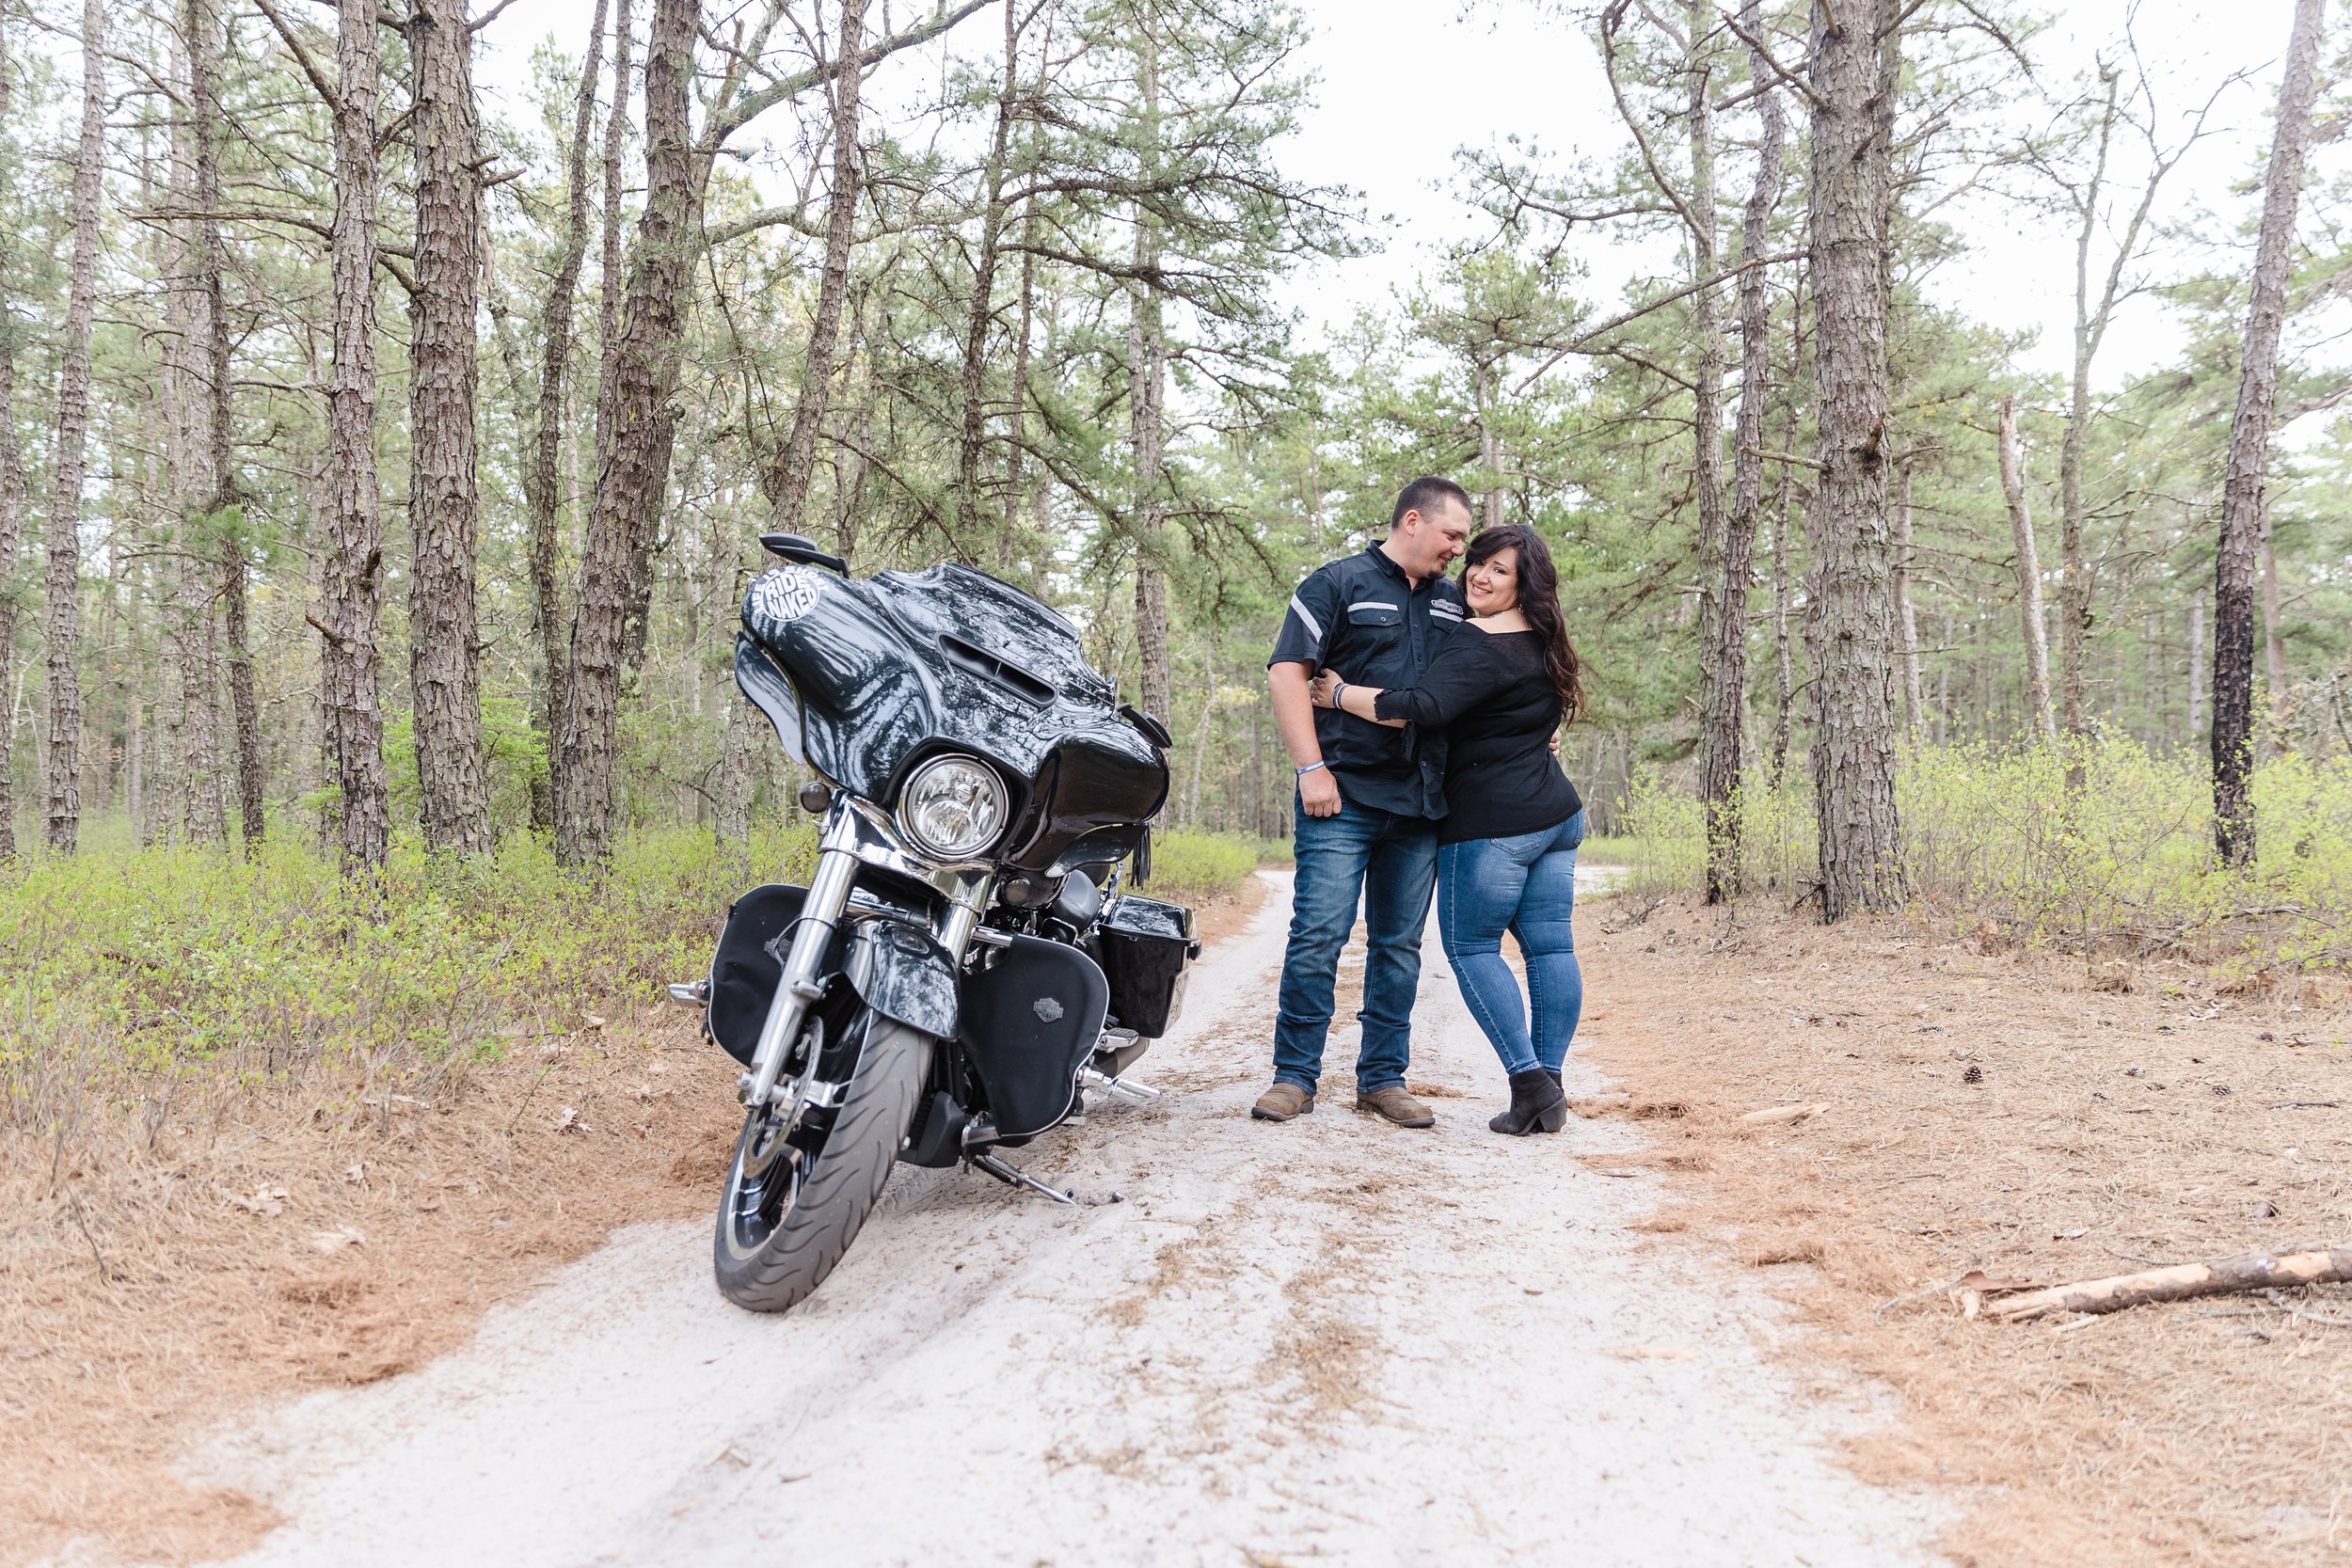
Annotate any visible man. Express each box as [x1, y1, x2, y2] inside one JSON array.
[[1254, 476, 1473, 1128]]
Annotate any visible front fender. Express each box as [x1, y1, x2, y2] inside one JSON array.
[[847, 920, 960, 1040]]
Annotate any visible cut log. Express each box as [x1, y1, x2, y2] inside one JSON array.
[[1989, 1244, 2352, 1322]]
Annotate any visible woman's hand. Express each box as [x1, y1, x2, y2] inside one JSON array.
[[1308, 671, 1341, 709]]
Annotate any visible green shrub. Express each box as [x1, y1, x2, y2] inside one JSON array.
[[1144, 830, 1264, 904], [1615, 736, 2352, 970], [0, 825, 816, 1129]]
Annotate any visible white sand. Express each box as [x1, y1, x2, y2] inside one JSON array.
[[145, 870, 1946, 1567]]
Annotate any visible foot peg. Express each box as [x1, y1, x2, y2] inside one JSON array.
[[969, 1151, 1077, 1206], [666, 979, 710, 1006], [1079, 1067, 1160, 1103]]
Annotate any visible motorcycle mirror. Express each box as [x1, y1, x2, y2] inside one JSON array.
[[1120, 704, 1173, 750], [759, 532, 849, 575]]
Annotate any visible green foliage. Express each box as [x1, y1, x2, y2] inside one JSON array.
[[0, 826, 816, 1125], [1143, 829, 1272, 904], [1615, 738, 2352, 970]]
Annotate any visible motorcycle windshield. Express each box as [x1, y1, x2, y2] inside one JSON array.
[[740, 562, 1167, 867]]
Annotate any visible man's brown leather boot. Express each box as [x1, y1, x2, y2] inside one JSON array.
[[1355, 1085, 1435, 1128], [1251, 1082, 1314, 1121]]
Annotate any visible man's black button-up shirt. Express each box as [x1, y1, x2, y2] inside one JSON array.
[[1268, 543, 1465, 819]]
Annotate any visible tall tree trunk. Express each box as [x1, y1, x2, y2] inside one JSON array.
[[1801, 0, 1905, 920], [1130, 24, 1170, 725], [766, 0, 868, 527], [2185, 586, 2206, 744], [596, 0, 633, 414], [1701, 1, 1780, 903], [407, 0, 493, 856], [185, 0, 263, 849], [952, 0, 1021, 536], [2214, 0, 2324, 865], [162, 40, 226, 847], [998, 205, 1039, 573], [558, 0, 707, 864], [1474, 364, 1505, 531], [1686, 4, 1726, 781], [1892, 464, 1924, 736], [44, 0, 107, 855], [0, 10, 23, 860], [527, 0, 612, 831], [1997, 393, 2057, 741], [322, 0, 390, 879]]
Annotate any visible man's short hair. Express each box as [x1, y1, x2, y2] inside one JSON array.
[[1391, 475, 1472, 529]]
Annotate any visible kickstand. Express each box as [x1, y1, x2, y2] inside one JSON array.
[[968, 1150, 1077, 1206]]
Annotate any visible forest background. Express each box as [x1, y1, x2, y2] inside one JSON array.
[[0, 0, 2344, 972]]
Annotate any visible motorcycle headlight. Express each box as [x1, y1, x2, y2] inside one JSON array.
[[897, 754, 1009, 861]]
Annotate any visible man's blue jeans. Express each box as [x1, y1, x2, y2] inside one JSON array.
[[1271, 792, 1438, 1096], [1435, 808, 1587, 1076]]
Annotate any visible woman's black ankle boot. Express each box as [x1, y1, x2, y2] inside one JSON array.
[[1489, 1068, 1568, 1136]]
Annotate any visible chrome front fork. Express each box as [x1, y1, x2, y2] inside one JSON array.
[[740, 837, 860, 1109], [739, 799, 992, 1110]]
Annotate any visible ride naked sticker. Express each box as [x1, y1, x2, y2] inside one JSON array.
[[753, 565, 825, 624]]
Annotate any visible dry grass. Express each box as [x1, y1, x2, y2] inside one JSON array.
[[0, 1008, 741, 1568], [1572, 890, 2352, 1566]]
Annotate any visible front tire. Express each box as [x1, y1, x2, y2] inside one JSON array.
[[712, 1012, 931, 1313]]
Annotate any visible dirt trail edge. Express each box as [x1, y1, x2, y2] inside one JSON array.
[[117, 871, 1946, 1568]]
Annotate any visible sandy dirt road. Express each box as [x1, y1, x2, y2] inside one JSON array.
[[135, 871, 1946, 1568]]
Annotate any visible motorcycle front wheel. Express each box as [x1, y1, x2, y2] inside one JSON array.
[[712, 1009, 931, 1312]]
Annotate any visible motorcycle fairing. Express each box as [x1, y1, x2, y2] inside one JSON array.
[[739, 562, 1168, 873], [958, 935, 1110, 1139], [846, 920, 960, 1040]]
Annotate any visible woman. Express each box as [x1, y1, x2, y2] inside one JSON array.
[[1309, 523, 1586, 1136]]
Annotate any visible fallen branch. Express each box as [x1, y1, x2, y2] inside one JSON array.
[[1989, 1244, 2352, 1323], [1739, 1102, 1825, 1126]]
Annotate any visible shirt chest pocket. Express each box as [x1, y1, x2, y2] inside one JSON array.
[[1346, 600, 1404, 634]]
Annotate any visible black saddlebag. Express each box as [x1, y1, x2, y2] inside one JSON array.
[[958, 935, 1108, 1139], [1095, 895, 1198, 1039], [707, 885, 849, 1065]]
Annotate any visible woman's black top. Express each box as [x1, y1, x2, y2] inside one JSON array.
[[1371, 627, 1581, 846]]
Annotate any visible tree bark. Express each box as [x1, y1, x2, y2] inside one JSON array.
[[44, 0, 107, 855], [1997, 393, 2057, 742], [1702, 0, 1781, 904], [559, 0, 706, 864], [1801, 0, 1905, 919], [322, 0, 390, 880], [1130, 23, 1170, 726], [526, 0, 611, 831], [2214, 0, 2324, 865], [0, 10, 23, 860], [407, 0, 493, 856], [1892, 463, 1924, 736], [766, 0, 868, 528]]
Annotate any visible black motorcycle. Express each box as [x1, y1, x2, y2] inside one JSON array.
[[669, 533, 1198, 1313]]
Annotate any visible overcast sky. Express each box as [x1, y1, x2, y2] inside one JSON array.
[[462, 0, 2303, 388]]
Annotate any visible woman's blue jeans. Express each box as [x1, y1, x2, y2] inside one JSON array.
[[1435, 808, 1587, 1077]]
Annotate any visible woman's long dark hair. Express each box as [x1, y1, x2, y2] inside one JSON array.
[[1464, 523, 1585, 724]]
